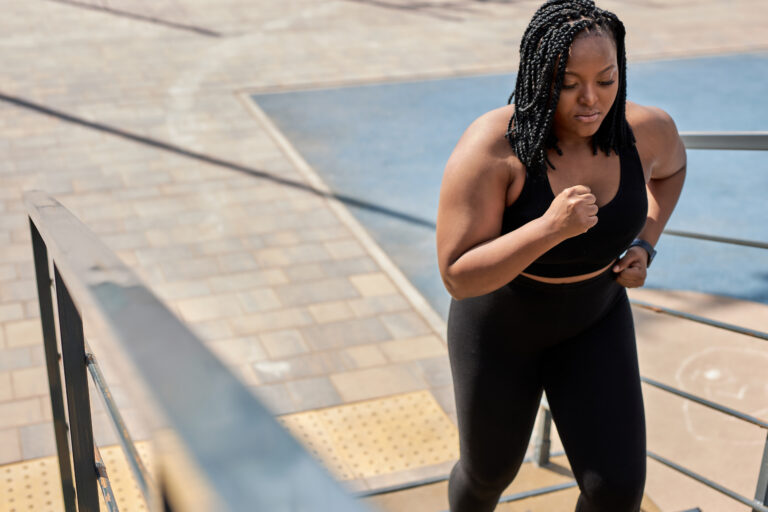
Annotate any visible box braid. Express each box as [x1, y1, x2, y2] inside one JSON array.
[[506, 0, 633, 176]]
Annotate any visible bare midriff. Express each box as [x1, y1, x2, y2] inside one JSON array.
[[520, 258, 617, 284]]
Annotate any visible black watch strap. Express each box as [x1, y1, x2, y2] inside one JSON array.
[[629, 239, 656, 267]]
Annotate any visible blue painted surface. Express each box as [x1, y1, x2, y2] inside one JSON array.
[[253, 53, 768, 319]]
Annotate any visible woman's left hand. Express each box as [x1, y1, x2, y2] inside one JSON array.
[[612, 246, 648, 288]]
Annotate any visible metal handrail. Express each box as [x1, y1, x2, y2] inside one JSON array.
[[647, 451, 768, 512], [85, 349, 153, 501], [679, 132, 768, 150], [629, 299, 768, 342], [353, 450, 567, 498], [662, 229, 768, 250], [26, 190, 367, 511], [640, 376, 768, 429]]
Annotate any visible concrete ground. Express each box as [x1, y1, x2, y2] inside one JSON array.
[[1, 1, 767, 511]]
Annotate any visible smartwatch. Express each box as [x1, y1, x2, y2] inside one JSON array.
[[629, 239, 657, 267]]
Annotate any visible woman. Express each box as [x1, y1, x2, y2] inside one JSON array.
[[436, 1, 686, 511]]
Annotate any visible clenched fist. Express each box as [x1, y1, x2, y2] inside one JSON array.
[[543, 185, 599, 239], [612, 246, 648, 288]]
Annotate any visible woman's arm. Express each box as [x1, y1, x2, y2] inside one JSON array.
[[437, 108, 598, 299], [613, 107, 687, 287]]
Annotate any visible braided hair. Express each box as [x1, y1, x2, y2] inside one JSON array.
[[506, 0, 633, 176]]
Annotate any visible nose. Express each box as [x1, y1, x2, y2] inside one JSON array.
[[578, 84, 598, 107]]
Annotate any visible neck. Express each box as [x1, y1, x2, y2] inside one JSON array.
[[552, 133, 595, 153]]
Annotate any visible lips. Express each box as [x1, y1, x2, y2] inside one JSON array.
[[575, 112, 600, 122]]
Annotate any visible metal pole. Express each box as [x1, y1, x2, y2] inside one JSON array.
[[30, 220, 77, 512], [54, 265, 100, 512], [533, 406, 552, 467], [754, 431, 768, 512]]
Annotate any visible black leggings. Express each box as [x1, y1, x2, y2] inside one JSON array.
[[446, 268, 646, 512]]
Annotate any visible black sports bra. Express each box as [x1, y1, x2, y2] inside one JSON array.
[[501, 143, 648, 278]]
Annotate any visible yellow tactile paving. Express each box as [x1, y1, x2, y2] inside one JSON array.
[[0, 442, 154, 512], [1, 391, 457, 509], [278, 390, 459, 480]]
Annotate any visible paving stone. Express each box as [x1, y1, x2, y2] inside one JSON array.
[[259, 329, 310, 359], [229, 307, 315, 335], [252, 352, 347, 384], [206, 336, 269, 366], [4, 319, 43, 348], [0, 347, 36, 372], [161, 256, 220, 281], [349, 272, 398, 297], [0, 398, 43, 429], [207, 269, 288, 292], [410, 356, 453, 389], [0, 372, 13, 402], [285, 376, 343, 411], [300, 317, 392, 351], [330, 365, 426, 403], [274, 278, 360, 307], [0, 428, 22, 464], [196, 238, 246, 256], [0, 302, 25, 322], [254, 243, 332, 267], [190, 319, 234, 342], [339, 345, 388, 369], [284, 263, 327, 282], [295, 225, 350, 242], [177, 294, 243, 322], [237, 288, 283, 313], [0, 279, 37, 302], [320, 257, 378, 277], [217, 252, 261, 272], [324, 239, 366, 260], [10, 365, 48, 399], [23, 301, 40, 319], [135, 245, 193, 265], [0, 264, 17, 282], [262, 231, 302, 246], [250, 383, 297, 416], [379, 335, 446, 363], [308, 300, 356, 324], [235, 364, 262, 387], [153, 280, 212, 300], [379, 311, 433, 339], [19, 421, 56, 460]]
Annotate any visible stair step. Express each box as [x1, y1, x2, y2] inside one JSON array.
[[359, 455, 662, 511]]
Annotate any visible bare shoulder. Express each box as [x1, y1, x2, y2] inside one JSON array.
[[437, 105, 522, 272], [626, 101, 686, 180], [443, 104, 523, 185], [626, 101, 678, 136]]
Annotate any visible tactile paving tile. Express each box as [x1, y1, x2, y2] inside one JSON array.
[[0, 442, 154, 512], [278, 390, 459, 480], [1, 391, 457, 509]]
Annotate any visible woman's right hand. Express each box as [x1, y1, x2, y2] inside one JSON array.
[[543, 185, 598, 239]]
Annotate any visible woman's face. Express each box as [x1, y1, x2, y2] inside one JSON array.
[[552, 32, 619, 144]]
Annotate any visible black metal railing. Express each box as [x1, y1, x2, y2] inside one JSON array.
[[27, 190, 368, 511]]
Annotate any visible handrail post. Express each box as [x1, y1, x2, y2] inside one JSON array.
[[533, 405, 552, 467], [754, 431, 768, 512], [30, 220, 77, 512], [54, 264, 100, 512]]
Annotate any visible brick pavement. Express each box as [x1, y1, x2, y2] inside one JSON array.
[[1, 0, 767, 507]]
